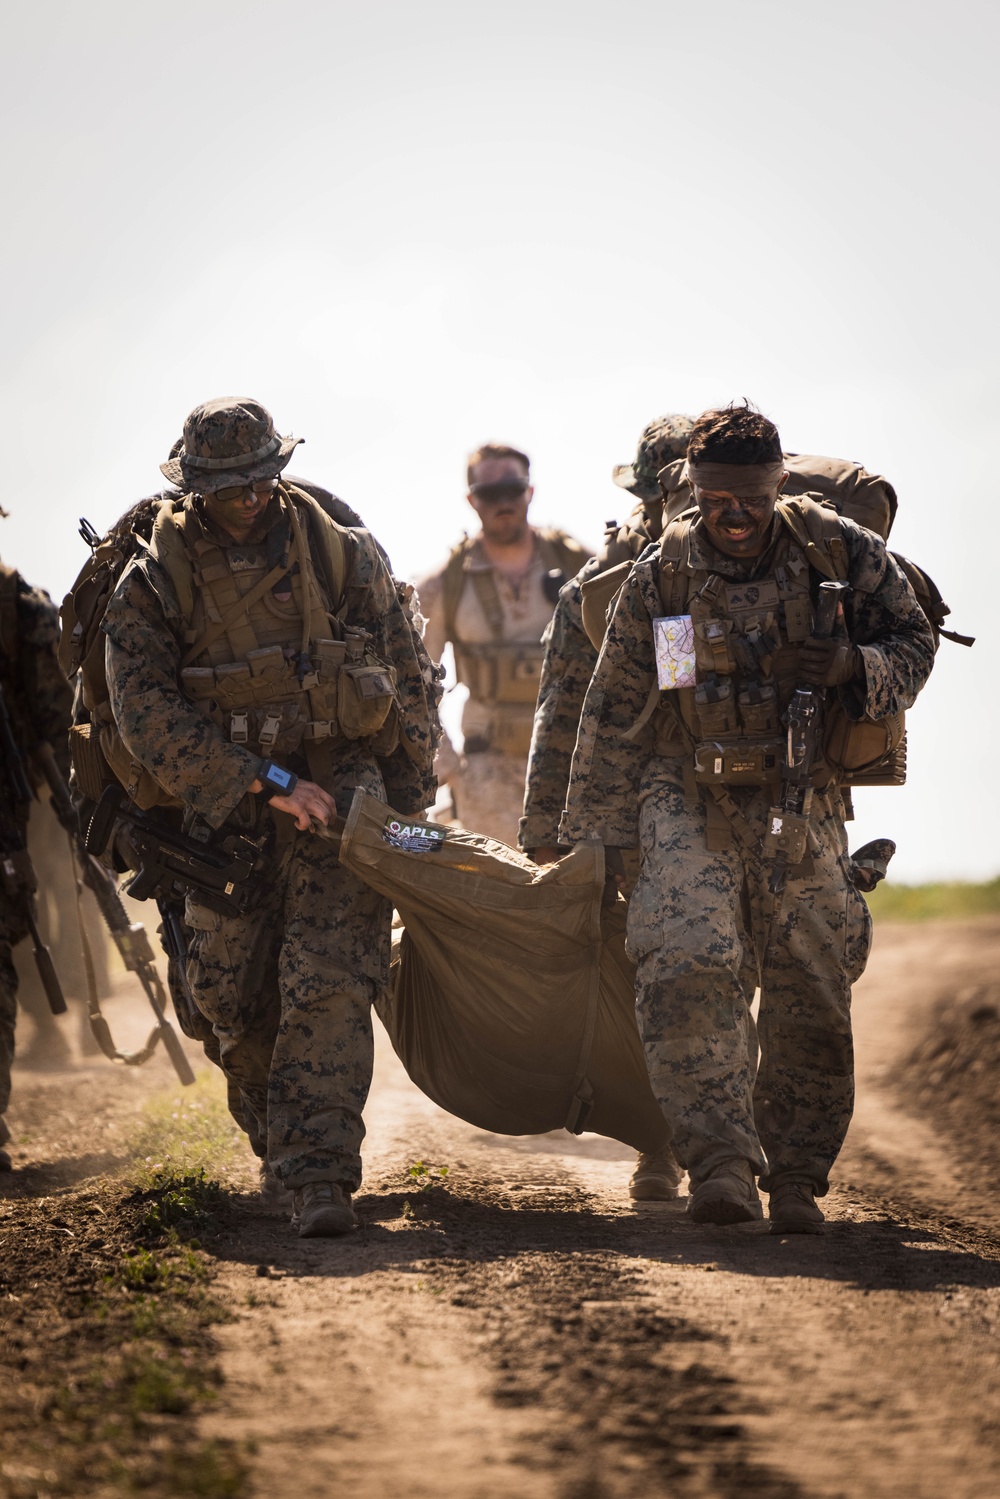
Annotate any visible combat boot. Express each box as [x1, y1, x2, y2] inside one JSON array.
[[0, 1116, 10, 1173], [687, 1159, 762, 1225], [768, 1180, 825, 1236], [629, 1144, 683, 1201], [292, 1182, 358, 1238], [258, 1160, 294, 1214]]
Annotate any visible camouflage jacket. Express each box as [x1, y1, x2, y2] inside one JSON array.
[[0, 564, 73, 783], [519, 500, 657, 850], [560, 514, 936, 849], [103, 509, 438, 829]]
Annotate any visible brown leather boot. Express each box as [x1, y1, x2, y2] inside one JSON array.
[[629, 1144, 683, 1201], [687, 1159, 762, 1225], [768, 1181, 825, 1235]]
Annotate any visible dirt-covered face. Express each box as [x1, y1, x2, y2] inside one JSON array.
[[467, 457, 533, 546], [694, 474, 787, 558]]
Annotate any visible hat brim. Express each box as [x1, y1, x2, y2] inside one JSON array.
[[612, 462, 661, 501], [159, 434, 303, 492]]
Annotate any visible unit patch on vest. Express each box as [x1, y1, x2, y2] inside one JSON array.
[[382, 816, 447, 853], [724, 580, 779, 614]]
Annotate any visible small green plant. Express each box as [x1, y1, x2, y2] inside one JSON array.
[[138, 1168, 228, 1240], [406, 1159, 450, 1191]]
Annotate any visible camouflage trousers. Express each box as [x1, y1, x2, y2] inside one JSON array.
[[452, 749, 529, 848], [185, 826, 391, 1192], [626, 763, 872, 1194], [165, 940, 255, 1150]]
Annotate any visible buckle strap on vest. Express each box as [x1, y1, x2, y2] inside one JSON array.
[[181, 558, 292, 668]]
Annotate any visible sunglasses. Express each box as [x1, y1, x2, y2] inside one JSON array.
[[210, 480, 279, 504], [470, 480, 530, 504]]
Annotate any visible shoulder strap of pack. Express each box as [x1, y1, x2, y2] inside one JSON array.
[[442, 537, 479, 643], [148, 499, 198, 620], [657, 513, 695, 616], [282, 482, 347, 612], [776, 495, 849, 581], [536, 528, 587, 577]]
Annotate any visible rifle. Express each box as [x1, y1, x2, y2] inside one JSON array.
[[84, 784, 263, 916], [36, 745, 195, 1086], [0, 684, 67, 1014]]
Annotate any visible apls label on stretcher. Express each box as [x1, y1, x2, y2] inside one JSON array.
[[382, 817, 448, 853]]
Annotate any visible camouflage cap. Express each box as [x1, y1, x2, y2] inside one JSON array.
[[612, 414, 695, 500], [159, 397, 303, 492]]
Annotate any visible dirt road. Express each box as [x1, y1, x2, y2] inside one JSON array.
[[5, 918, 1000, 1498]]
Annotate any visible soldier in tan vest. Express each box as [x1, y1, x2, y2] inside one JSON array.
[[419, 443, 589, 846], [103, 398, 439, 1237]]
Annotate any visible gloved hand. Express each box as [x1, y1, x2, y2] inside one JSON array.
[[798, 636, 861, 687]]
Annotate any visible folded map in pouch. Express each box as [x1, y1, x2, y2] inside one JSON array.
[[653, 615, 696, 690]]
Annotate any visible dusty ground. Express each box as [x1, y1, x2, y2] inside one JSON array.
[[3, 917, 1000, 1498]]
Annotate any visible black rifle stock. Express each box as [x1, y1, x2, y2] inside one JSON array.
[[0, 685, 67, 1014], [84, 785, 261, 915], [36, 744, 195, 1086]]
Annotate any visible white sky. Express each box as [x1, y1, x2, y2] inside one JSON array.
[[2, 0, 996, 880]]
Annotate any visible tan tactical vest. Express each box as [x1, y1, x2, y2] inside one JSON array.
[[160, 485, 398, 774], [443, 529, 585, 755], [74, 484, 398, 807], [648, 498, 904, 792]]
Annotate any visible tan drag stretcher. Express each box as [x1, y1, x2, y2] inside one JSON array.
[[318, 791, 669, 1155]]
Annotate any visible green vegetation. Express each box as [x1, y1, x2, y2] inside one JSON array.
[[125, 1068, 249, 1188], [866, 875, 1000, 921], [407, 1159, 450, 1191], [1, 1074, 254, 1497]]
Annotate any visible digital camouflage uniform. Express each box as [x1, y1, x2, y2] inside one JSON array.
[[561, 505, 934, 1194], [0, 564, 73, 1156], [420, 527, 588, 846], [104, 468, 437, 1193], [519, 438, 896, 853]]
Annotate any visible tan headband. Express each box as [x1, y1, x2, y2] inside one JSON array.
[[685, 459, 786, 496]]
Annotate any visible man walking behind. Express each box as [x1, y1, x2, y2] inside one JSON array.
[[420, 443, 588, 845]]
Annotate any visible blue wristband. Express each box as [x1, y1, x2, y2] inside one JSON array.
[[256, 760, 298, 800]]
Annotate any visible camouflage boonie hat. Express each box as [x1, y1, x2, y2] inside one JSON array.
[[613, 414, 696, 500], [160, 397, 303, 492]]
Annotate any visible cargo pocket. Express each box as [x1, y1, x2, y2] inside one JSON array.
[[624, 814, 662, 963], [184, 898, 243, 1034], [844, 881, 873, 985], [338, 663, 397, 739]]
